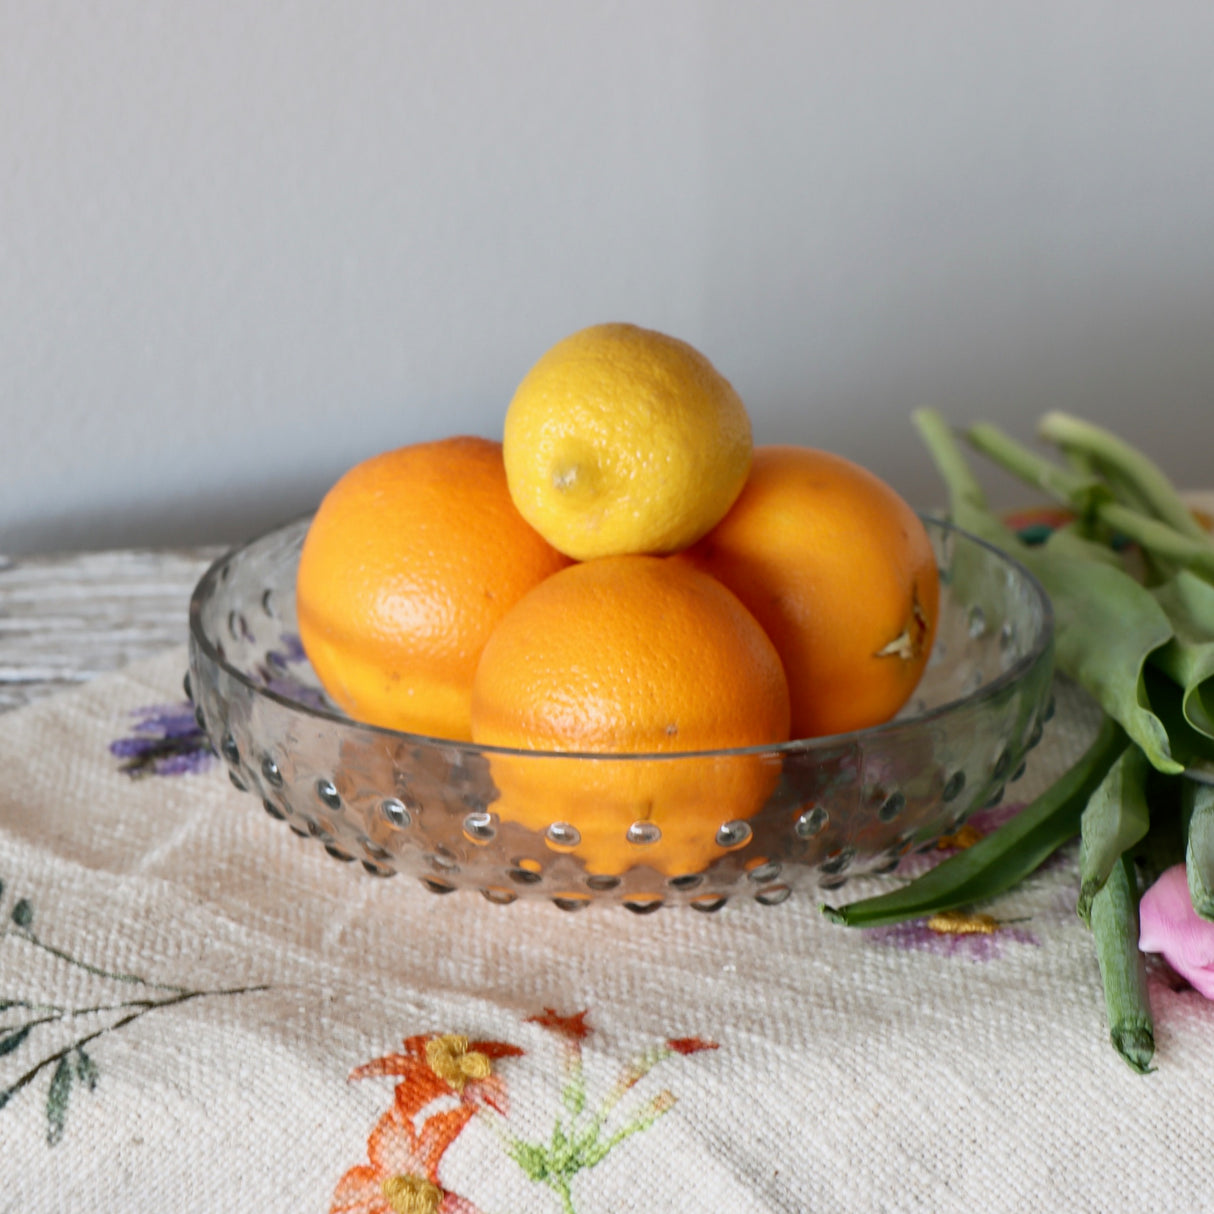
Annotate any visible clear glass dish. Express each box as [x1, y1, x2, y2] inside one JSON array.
[[187, 516, 1054, 911]]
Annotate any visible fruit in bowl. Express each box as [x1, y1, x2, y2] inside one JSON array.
[[677, 445, 939, 739], [295, 435, 570, 741], [187, 324, 1054, 904], [469, 554, 791, 876], [502, 322, 753, 561]]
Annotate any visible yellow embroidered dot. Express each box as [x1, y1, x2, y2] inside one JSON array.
[[425, 1033, 492, 1091], [926, 910, 1001, 936], [935, 824, 984, 851], [380, 1174, 443, 1214]]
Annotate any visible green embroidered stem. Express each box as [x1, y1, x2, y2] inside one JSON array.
[[561, 1050, 587, 1118], [0, 999, 69, 1016], [0, 879, 271, 1145], [568, 1043, 665, 1156], [502, 1041, 684, 1213], [1, 994, 231, 1042], [582, 1092, 675, 1166], [0, 984, 268, 1138], [7, 927, 192, 994], [551, 1175, 577, 1214], [596, 1043, 669, 1122]]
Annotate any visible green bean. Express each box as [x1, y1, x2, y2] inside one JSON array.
[[1088, 851, 1155, 1074], [1038, 411, 1212, 544], [911, 409, 990, 517], [968, 421, 1214, 578], [968, 421, 1214, 582], [822, 716, 1126, 928], [913, 411, 1179, 775], [1098, 503, 1214, 582], [967, 422, 1110, 522], [1077, 745, 1151, 925], [1184, 779, 1214, 920]]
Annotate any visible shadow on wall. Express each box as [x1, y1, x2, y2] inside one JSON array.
[[6, 302, 1214, 557], [0, 478, 329, 557]]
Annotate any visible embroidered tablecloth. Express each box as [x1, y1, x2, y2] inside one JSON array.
[[2, 645, 1213, 1213]]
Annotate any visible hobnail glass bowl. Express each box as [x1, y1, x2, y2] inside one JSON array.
[[186, 516, 1054, 912]]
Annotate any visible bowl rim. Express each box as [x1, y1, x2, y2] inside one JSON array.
[[188, 512, 1055, 764]]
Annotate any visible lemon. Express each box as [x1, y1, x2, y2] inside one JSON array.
[[502, 323, 753, 560]]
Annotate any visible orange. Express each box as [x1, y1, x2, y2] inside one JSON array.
[[469, 555, 791, 875], [502, 323, 752, 559], [678, 445, 939, 738], [296, 436, 571, 741]]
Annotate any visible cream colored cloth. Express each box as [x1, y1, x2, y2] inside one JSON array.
[[1, 648, 1212, 1213]]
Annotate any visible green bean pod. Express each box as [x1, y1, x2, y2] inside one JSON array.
[[1088, 850, 1155, 1074], [1077, 745, 1152, 925], [1184, 778, 1214, 920]]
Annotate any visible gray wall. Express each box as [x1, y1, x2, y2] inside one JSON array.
[[4, 2, 1213, 554]]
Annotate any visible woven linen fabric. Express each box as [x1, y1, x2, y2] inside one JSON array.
[[1, 648, 1213, 1213]]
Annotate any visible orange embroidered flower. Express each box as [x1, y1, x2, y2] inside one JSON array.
[[349, 1033, 524, 1119], [425, 1035, 491, 1091], [666, 1037, 718, 1056], [526, 1008, 592, 1041], [330, 1099, 480, 1214], [336, 1013, 725, 1212]]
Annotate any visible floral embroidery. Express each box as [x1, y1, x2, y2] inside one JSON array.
[[425, 1035, 493, 1092], [867, 915, 1037, 960], [926, 910, 1002, 935], [111, 637, 318, 777], [333, 1010, 718, 1214], [504, 1010, 714, 1214], [348, 1032, 523, 1119], [863, 802, 1043, 960], [109, 702, 215, 778], [666, 1036, 719, 1056], [525, 1008, 592, 1041], [335, 1031, 522, 1212], [934, 823, 984, 851], [0, 877, 265, 1144], [330, 1097, 481, 1214], [894, 801, 1025, 877], [255, 632, 330, 711]]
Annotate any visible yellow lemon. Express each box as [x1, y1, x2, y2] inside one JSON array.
[[502, 323, 753, 560]]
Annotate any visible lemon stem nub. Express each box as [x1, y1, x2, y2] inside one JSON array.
[[553, 462, 580, 492]]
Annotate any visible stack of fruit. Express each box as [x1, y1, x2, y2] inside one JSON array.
[[295, 324, 939, 874]]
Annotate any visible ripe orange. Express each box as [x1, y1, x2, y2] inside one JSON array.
[[678, 445, 939, 738], [296, 436, 571, 741], [469, 555, 791, 876]]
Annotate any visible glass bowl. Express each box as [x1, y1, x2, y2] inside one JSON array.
[[186, 516, 1054, 911]]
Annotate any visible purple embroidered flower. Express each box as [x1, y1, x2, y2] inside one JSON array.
[[893, 800, 1074, 879], [110, 703, 216, 778], [262, 632, 307, 669], [866, 913, 1038, 961], [255, 633, 331, 712]]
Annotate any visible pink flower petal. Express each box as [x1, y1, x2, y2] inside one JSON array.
[[1139, 864, 1214, 997]]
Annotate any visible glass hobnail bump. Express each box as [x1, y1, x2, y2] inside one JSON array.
[[187, 515, 1054, 910]]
